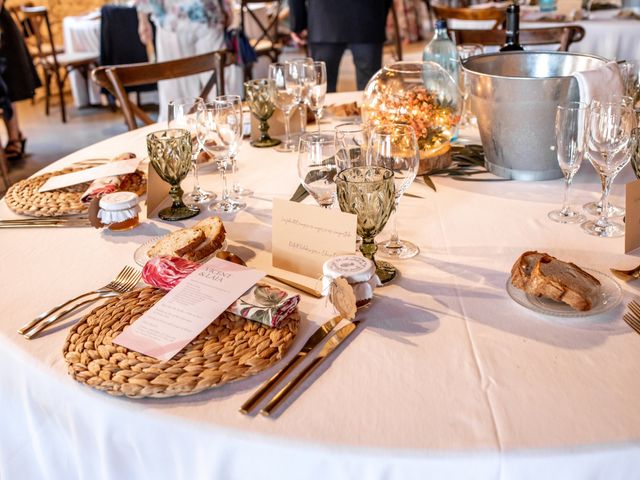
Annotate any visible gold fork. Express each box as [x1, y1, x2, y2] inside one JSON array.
[[18, 266, 141, 337], [624, 301, 640, 335]]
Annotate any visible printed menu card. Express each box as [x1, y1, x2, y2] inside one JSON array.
[[38, 158, 140, 192], [114, 258, 265, 361]]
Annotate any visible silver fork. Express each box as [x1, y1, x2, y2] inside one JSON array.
[[18, 266, 141, 338], [624, 301, 640, 335]]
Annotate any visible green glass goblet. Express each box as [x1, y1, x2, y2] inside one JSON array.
[[244, 79, 281, 148], [336, 166, 397, 284], [147, 129, 200, 221]]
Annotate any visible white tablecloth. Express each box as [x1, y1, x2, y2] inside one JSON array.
[[1, 92, 640, 479], [63, 14, 102, 108]]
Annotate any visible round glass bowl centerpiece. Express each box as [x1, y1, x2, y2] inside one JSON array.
[[362, 61, 462, 174]]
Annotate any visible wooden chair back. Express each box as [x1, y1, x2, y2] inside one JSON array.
[[20, 6, 59, 65], [387, 1, 403, 61], [240, 0, 283, 61], [450, 25, 586, 52], [92, 50, 228, 130], [432, 5, 506, 29]]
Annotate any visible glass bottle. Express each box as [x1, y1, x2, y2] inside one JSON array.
[[500, 4, 525, 52], [422, 19, 459, 82]]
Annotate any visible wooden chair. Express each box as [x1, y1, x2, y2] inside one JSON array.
[[92, 50, 228, 131], [21, 6, 98, 123], [432, 5, 507, 29], [241, 0, 284, 79], [449, 25, 586, 52], [385, 1, 403, 61]]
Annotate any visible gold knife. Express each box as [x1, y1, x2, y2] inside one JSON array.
[[239, 315, 343, 414], [261, 320, 360, 416]]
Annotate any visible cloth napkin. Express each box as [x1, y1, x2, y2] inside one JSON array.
[[573, 61, 624, 105], [142, 256, 300, 328], [80, 153, 137, 203]]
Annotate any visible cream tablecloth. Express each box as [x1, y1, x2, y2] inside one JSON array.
[[1, 92, 640, 479]]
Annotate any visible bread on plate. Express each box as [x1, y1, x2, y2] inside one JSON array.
[[147, 216, 226, 261]]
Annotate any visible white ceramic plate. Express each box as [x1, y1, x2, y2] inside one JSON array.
[[134, 235, 227, 267], [506, 268, 622, 318]]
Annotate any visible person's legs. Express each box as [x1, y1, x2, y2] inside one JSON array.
[[309, 43, 346, 93], [349, 43, 384, 90], [4, 105, 25, 159]]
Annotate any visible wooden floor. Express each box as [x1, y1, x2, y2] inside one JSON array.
[[0, 42, 425, 197]]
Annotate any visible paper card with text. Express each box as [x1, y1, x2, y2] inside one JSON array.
[[272, 198, 357, 279], [39, 158, 140, 192], [625, 180, 640, 253], [146, 163, 171, 218], [113, 258, 265, 361]]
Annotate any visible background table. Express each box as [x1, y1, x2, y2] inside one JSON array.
[[1, 92, 640, 479], [63, 13, 102, 108]]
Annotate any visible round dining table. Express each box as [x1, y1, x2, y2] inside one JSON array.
[[1, 92, 640, 479]]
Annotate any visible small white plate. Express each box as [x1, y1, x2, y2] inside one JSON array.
[[506, 268, 622, 318], [134, 235, 227, 267]]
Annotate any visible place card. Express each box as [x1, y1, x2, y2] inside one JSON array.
[[250, 108, 306, 141], [145, 163, 171, 218], [39, 158, 140, 192], [625, 180, 640, 253], [113, 257, 265, 361], [272, 198, 357, 281]]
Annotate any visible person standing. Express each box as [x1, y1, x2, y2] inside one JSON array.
[[289, 0, 391, 92], [135, 0, 231, 120]]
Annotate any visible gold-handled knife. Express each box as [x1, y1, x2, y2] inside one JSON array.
[[261, 320, 360, 416], [239, 315, 343, 414]]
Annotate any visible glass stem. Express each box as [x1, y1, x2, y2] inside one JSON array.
[[191, 153, 201, 194], [386, 200, 401, 248], [597, 173, 612, 226], [230, 154, 239, 194], [220, 158, 230, 202], [315, 109, 321, 132], [284, 110, 292, 146], [560, 174, 573, 215]]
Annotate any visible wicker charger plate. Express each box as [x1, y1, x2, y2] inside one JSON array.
[[63, 287, 300, 398], [5, 166, 147, 217]]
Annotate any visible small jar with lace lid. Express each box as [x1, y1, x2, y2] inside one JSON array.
[[98, 191, 141, 231], [322, 255, 381, 307]]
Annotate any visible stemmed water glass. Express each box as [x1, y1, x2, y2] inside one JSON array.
[[582, 101, 637, 237], [291, 58, 314, 135], [335, 122, 368, 171], [197, 100, 244, 213], [548, 102, 589, 224], [456, 44, 483, 127], [336, 166, 396, 284], [303, 61, 328, 131], [269, 62, 298, 152], [167, 96, 215, 204], [217, 94, 252, 198], [244, 79, 280, 148], [297, 132, 337, 208], [368, 124, 420, 259]]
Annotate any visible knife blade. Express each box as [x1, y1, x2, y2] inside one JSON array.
[[261, 320, 360, 416], [239, 315, 343, 414]]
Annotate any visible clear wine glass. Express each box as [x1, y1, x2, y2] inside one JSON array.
[[368, 123, 420, 259], [297, 132, 338, 208], [303, 61, 327, 131], [456, 44, 483, 127], [268, 62, 298, 152], [216, 94, 252, 198], [335, 122, 368, 171], [291, 57, 314, 137], [548, 102, 589, 224], [197, 100, 244, 213], [167, 96, 215, 205], [582, 101, 637, 238], [583, 95, 635, 217]]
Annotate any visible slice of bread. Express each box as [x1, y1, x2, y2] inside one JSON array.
[[511, 251, 601, 311], [183, 217, 226, 262], [148, 228, 205, 258]]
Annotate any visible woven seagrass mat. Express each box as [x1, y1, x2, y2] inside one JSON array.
[[63, 287, 300, 398], [5, 167, 147, 217]]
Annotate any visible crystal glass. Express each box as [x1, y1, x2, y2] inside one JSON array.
[[582, 101, 636, 238], [302, 61, 327, 131], [620, 60, 639, 108], [269, 62, 298, 152], [197, 100, 244, 213], [217, 94, 252, 199], [291, 57, 314, 137], [368, 124, 420, 259], [297, 132, 337, 208], [147, 129, 199, 221], [337, 166, 396, 283], [244, 79, 281, 148], [335, 122, 368, 171], [456, 44, 483, 127], [167, 96, 215, 205], [631, 109, 640, 178], [548, 102, 589, 224]]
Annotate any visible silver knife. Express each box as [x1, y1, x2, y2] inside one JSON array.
[[239, 315, 343, 414], [261, 321, 360, 416]]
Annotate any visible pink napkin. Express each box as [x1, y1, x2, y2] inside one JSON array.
[[573, 61, 624, 105]]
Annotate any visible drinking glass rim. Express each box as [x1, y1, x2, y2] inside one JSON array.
[[147, 128, 190, 141], [335, 122, 365, 134], [299, 132, 335, 144], [244, 78, 274, 88], [168, 96, 204, 108], [557, 101, 589, 111], [337, 166, 394, 183]]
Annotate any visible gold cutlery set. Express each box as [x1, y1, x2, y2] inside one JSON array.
[[0, 217, 92, 229]]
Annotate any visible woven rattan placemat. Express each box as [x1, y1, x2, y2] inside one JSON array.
[[5, 167, 147, 217], [63, 287, 300, 398]]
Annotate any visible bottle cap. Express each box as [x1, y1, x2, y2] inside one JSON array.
[[98, 191, 139, 211], [435, 19, 448, 29]]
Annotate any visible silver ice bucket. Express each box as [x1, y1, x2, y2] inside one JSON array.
[[463, 52, 607, 181]]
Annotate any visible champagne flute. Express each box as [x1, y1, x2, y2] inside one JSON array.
[[336, 166, 396, 284], [297, 132, 338, 208], [582, 101, 636, 237], [548, 102, 589, 224], [335, 122, 368, 171], [303, 61, 327, 131], [368, 123, 420, 259], [269, 62, 298, 152], [292, 57, 314, 136], [167, 96, 215, 204], [197, 100, 244, 213], [217, 94, 253, 198]]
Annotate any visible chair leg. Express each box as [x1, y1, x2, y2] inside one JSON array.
[[56, 70, 67, 123], [44, 71, 51, 116]]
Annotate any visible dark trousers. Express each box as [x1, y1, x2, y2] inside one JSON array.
[[309, 42, 383, 92]]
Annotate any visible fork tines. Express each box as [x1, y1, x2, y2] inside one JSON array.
[[109, 266, 142, 292], [624, 301, 640, 335]]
